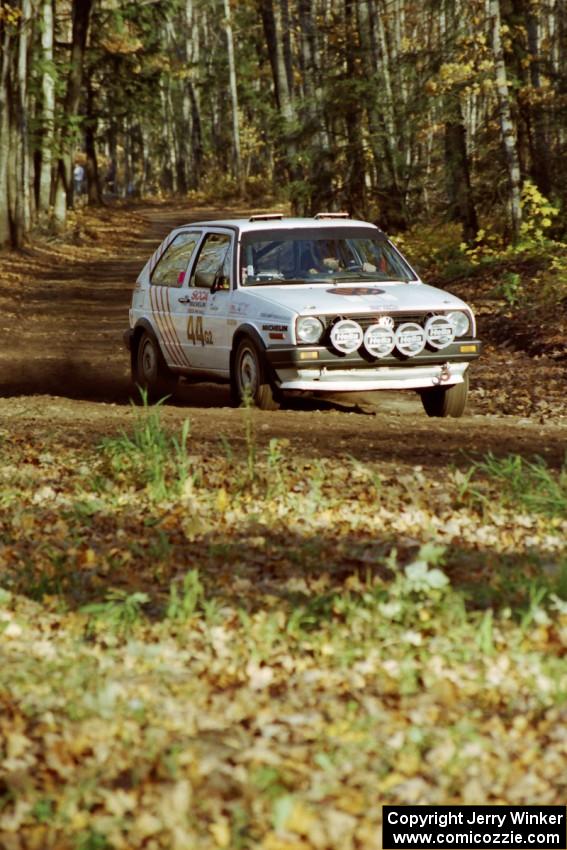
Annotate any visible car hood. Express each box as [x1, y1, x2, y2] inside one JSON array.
[[248, 281, 470, 316]]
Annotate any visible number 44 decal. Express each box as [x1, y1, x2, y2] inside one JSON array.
[[187, 315, 214, 346]]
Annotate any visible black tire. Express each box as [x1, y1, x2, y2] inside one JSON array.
[[231, 337, 280, 410], [420, 370, 469, 418], [134, 331, 177, 402]]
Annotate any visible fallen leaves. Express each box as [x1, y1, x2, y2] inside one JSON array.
[[0, 392, 566, 849]]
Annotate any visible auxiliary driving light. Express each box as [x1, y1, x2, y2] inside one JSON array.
[[395, 322, 426, 357], [425, 315, 455, 350], [330, 319, 364, 354], [364, 323, 396, 358]]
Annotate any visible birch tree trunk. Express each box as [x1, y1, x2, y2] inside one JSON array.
[[0, 23, 12, 246], [185, 0, 203, 190], [490, 0, 522, 241], [223, 0, 243, 192], [38, 0, 54, 213], [373, 0, 400, 189], [16, 0, 32, 242], [343, 0, 366, 216]]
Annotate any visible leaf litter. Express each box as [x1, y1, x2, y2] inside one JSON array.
[[0, 397, 566, 850]]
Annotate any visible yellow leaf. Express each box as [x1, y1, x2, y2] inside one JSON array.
[[379, 772, 405, 793], [210, 818, 231, 847], [262, 833, 311, 850], [216, 487, 229, 512], [287, 800, 316, 835]]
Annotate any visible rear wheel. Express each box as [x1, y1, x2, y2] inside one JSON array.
[[420, 370, 469, 418], [134, 331, 177, 402], [231, 337, 280, 410]]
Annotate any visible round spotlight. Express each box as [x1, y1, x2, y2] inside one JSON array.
[[425, 315, 455, 349], [395, 322, 426, 357], [330, 319, 364, 353], [364, 323, 396, 358]]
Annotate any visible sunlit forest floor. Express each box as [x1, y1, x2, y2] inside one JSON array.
[[0, 202, 566, 849]]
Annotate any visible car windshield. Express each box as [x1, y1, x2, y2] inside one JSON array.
[[240, 227, 415, 286]]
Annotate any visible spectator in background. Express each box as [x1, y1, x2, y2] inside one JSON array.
[[73, 162, 85, 197]]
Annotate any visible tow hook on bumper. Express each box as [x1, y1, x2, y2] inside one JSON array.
[[432, 363, 451, 385]]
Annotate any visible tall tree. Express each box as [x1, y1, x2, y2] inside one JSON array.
[[490, 0, 522, 241], [38, 0, 55, 213], [53, 0, 93, 225], [223, 0, 243, 192]]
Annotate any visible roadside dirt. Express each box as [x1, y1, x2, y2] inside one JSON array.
[[0, 201, 565, 470]]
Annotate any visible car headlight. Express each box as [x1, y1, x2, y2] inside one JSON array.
[[447, 310, 470, 337], [296, 316, 324, 344]]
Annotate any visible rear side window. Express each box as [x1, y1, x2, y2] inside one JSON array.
[[151, 232, 200, 287], [190, 233, 232, 289]]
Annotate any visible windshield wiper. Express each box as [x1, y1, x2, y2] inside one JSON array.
[[245, 277, 332, 287], [331, 274, 410, 283]]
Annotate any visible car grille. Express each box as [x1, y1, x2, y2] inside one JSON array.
[[323, 312, 430, 332]]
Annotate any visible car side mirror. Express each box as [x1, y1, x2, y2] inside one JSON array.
[[212, 272, 230, 293]]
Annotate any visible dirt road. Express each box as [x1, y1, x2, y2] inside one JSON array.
[[0, 203, 565, 470]]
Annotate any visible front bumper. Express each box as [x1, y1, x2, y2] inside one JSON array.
[[267, 340, 481, 391]]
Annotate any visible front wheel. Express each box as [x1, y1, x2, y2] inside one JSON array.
[[134, 331, 177, 402], [231, 337, 280, 410], [420, 370, 469, 418]]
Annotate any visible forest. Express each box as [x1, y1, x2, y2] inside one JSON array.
[[0, 0, 566, 248]]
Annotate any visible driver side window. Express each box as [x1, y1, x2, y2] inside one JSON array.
[[190, 233, 232, 289]]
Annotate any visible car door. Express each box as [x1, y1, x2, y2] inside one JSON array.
[[174, 230, 234, 374], [149, 230, 202, 370]]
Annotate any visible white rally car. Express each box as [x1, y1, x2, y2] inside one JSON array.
[[124, 213, 481, 416]]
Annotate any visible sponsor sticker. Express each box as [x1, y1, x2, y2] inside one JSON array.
[[183, 289, 209, 312], [259, 311, 288, 321], [230, 303, 250, 315], [326, 287, 385, 296]]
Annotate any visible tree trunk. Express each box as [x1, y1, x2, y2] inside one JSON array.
[[525, 7, 551, 196], [490, 0, 522, 241], [343, 0, 366, 217], [85, 74, 102, 205], [16, 0, 33, 242], [185, 0, 203, 190], [38, 0, 55, 213], [54, 0, 93, 225], [444, 114, 479, 243], [0, 22, 13, 246], [441, 0, 478, 243], [223, 0, 243, 192], [258, 0, 299, 200], [373, 0, 402, 194]]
